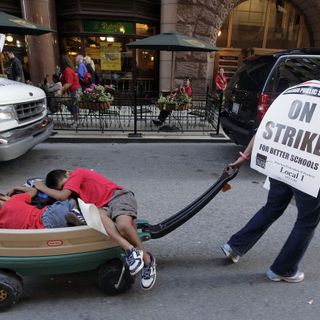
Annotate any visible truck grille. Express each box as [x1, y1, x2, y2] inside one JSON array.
[[14, 99, 46, 123]]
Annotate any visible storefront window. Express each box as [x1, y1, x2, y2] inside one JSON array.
[[231, 0, 267, 48], [219, 0, 311, 50], [60, 20, 158, 92], [1, 34, 28, 80], [60, 35, 157, 91], [267, 0, 301, 48], [62, 37, 82, 57], [136, 23, 156, 36]]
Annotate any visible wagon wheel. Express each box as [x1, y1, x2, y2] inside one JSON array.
[[0, 271, 23, 311], [98, 259, 134, 295]]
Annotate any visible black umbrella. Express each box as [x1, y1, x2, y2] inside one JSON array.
[[127, 32, 218, 136], [127, 32, 218, 89], [0, 11, 52, 35], [127, 32, 217, 51]]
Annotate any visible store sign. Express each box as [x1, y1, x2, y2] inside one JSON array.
[[251, 80, 320, 197], [83, 21, 133, 34], [100, 42, 121, 71]]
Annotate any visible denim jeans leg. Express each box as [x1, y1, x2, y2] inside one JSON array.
[[270, 188, 320, 277], [228, 179, 293, 256]]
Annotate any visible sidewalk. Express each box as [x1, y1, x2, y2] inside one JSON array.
[[48, 130, 231, 143]]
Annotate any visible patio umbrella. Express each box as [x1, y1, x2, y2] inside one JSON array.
[[127, 32, 218, 89], [127, 32, 218, 136], [127, 31, 217, 51], [0, 11, 52, 35]]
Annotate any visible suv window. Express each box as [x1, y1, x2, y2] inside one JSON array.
[[264, 56, 320, 93], [229, 58, 274, 91]]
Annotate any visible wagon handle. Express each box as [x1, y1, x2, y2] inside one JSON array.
[[141, 167, 239, 239]]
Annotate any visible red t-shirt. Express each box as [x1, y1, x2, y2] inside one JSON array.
[[185, 85, 192, 97], [63, 168, 123, 207], [60, 66, 81, 92], [215, 74, 227, 91], [0, 193, 46, 229]]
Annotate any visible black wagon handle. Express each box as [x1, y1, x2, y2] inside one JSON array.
[[141, 167, 239, 239]]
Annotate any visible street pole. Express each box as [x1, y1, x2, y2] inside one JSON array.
[[128, 48, 142, 137]]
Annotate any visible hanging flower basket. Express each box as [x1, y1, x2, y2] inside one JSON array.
[[157, 102, 178, 111], [77, 85, 114, 110], [176, 103, 192, 111], [157, 92, 192, 111], [78, 101, 111, 111]]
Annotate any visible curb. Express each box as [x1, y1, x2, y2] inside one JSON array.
[[47, 131, 231, 144]]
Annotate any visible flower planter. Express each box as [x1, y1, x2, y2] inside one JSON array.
[[177, 103, 192, 111], [157, 103, 177, 111], [78, 101, 111, 110]]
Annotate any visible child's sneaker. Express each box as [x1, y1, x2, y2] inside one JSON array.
[[65, 209, 86, 226], [141, 253, 156, 290], [125, 248, 144, 276]]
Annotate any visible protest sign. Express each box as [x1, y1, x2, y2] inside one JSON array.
[[251, 80, 320, 197]]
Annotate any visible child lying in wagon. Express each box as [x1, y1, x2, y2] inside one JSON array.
[[0, 185, 84, 229]]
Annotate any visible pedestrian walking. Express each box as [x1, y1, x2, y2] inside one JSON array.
[[222, 135, 320, 282]]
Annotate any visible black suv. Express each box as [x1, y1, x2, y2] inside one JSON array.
[[220, 48, 320, 145]]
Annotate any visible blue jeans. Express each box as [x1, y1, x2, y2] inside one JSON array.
[[69, 88, 81, 115], [228, 178, 320, 277], [41, 200, 74, 228]]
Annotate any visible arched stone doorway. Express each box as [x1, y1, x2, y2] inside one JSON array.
[[173, 0, 320, 93]]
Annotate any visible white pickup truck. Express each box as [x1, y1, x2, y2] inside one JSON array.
[[0, 77, 53, 161]]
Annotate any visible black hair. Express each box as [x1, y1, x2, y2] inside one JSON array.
[[52, 74, 60, 83], [46, 169, 67, 189], [60, 55, 75, 71]]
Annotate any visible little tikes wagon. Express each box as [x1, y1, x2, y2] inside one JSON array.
[[0, 168, 237, 311]]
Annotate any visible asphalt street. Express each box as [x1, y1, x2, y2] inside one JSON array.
[[0, 142, 320, 320]]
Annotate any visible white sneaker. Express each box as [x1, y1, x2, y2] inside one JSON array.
[[125, 248, 144, 276], [266, 269, 304, 283], [141, 253, 156, 290], [221, 243, 240, 263]]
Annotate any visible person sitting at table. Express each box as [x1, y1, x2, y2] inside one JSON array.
[[153, 78, 192, 126]]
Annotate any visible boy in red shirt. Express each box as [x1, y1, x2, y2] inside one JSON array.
[[34, 168, 156, 290], [0, 186, 78, 229]]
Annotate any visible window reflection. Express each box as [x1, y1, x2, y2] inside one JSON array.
[[231, 0, 266, 48], [267, 0, 300, 48], [217, 0, 311, 50]]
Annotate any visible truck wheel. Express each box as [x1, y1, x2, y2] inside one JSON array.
[[0, 271, 23, 311], [98, 259, 134, 295]]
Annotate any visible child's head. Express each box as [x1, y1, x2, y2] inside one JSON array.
[[46, 170, 69, 190], [0, 193, 10, 208], [52, 74, 60, 83]]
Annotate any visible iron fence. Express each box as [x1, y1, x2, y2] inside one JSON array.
[[47, 92, 222, 135]]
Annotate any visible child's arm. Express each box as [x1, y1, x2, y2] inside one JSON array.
[[7, 186, 37, 198], [33, 181, 72, 201]]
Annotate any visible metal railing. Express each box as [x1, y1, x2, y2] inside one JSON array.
[[47, 92, 222, 135]]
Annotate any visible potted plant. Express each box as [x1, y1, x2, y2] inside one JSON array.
[[77, 85, 114, 110], [176, 93, 192, 110]]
